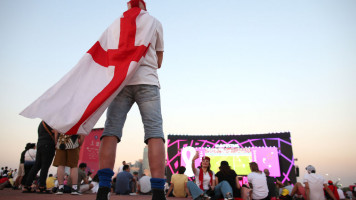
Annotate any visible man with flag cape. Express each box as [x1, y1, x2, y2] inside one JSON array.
[[20, 0, 166, 199]]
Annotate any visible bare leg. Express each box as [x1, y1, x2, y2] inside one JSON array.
[[148, 138, 165, 178], [99, 136, 117, 169], [70, 167, 78, 186], [14, 176, 21, 187], [57, 166, 65, 185], [291, 182, 304, 197]]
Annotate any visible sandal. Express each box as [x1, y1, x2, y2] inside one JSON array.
[[45, 189, 53, 194], [37, 186, 46, 194], [22, 186, 36, 193]]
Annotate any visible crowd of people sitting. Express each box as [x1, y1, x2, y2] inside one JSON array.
[[1, 154, 356, 200], [162, 152, 356, 200], [1, 154, 355, 200], [1, 121, 355, 200]]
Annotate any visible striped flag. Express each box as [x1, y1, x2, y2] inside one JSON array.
[[20, 8, 156, 135]]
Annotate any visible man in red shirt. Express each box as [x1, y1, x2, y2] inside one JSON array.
[[326, 180, 340, 200]]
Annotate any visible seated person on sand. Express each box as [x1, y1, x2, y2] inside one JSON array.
[[115, 165, 136, 195], [138, 173, 152, 195], [166, 166, 189, 198]]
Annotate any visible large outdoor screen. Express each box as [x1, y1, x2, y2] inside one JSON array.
[[180, 145, 281, 177]]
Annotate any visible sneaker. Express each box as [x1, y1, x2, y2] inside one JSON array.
[[71, 188, 82, 195], [152, 188, 166, 200], [96, 187, 111, 200], [203, 193, 211, 199], [55, 188, 64, 195], [225, 192, 233, 200]]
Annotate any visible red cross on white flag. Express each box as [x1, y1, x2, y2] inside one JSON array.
[[20, 8, 156, 135]]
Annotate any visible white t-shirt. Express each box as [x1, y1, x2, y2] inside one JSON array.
[[303, 173, 327, 200], [337, 188, 345, 199], [118, 165, 124, 173], [139, 176, 151, 193], [195, 168, 215, 190], [247, 172, 269, 200], [24, 149, 37, 162], [127, 15, 164, 88], [91, 181, 99, 193]]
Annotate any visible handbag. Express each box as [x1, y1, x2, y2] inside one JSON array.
[[56, 134, 79, 150]]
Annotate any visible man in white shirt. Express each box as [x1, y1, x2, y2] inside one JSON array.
[[303, 165, 336, 200], [337, 187, 345, 199], [118, 161, 126, 173], [138, 174, 151, 194], [96, 1, 165, 200]]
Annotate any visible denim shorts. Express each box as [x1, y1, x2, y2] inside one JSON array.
[[102, 84, 164, 144]]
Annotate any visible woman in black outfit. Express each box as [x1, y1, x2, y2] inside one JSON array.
[[23, 121, 56, 193], [214, 161, 241, 199]]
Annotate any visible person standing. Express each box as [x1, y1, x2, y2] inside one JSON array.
[[21, 143, 36, 192], [247, 162, 269, 200], [96, 0, 165, 200], [13, 143, 31, 189], [118, 161, 126, 173], [24, 121, 57, 193], [53, 134, 85, 195]]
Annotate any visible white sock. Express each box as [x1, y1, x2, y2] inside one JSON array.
[[72, 184, 78, 190]]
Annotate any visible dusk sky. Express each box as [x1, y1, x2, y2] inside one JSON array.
[[0, 0, 355, 186]]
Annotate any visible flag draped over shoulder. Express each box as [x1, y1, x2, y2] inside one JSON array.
[[20, 8, 156, 135]]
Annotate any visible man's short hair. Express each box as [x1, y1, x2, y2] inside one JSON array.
[[178, 166, 186, 174], [79, 163, 87, 169], [263, 169, 270, 176], [123, 164, 130, 171], [133, 171, 138, 175]]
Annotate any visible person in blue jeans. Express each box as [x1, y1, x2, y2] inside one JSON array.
[[214, 161, 241, 199], [187, 152, 216, 200]]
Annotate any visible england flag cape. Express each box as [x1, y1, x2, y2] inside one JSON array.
[[20, 8, 156, 135]]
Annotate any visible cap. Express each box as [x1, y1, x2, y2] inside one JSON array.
[[328, 180, 333, 184], [305, 165, 315, 173], [202, 156, 210, 161]]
